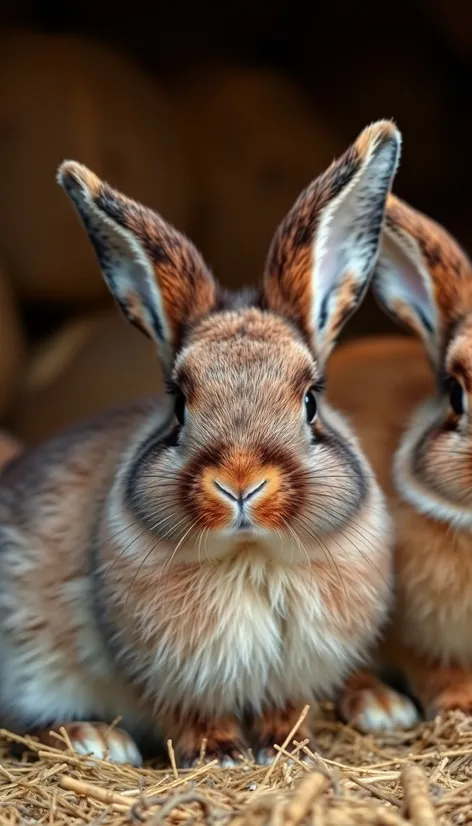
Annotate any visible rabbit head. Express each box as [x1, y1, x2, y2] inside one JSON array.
[[374, 195, 472, 528], [58, 120, 400, 563]]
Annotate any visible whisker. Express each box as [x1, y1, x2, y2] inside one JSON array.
[[161, 519, 200, 604], [282, 518, 314, 590], [293, 513, 349, 603]]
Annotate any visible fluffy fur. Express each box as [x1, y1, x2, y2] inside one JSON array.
[[0, 121, 400, 766], [330, 194, 472, 731]]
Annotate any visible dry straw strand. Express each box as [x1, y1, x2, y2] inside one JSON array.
[[401, 765, 438, 826], [1, 706, 472, 823]]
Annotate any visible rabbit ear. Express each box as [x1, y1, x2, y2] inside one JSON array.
[[262, 120, 401, 365], [57, 162, 216, 373], [374, 195, 472, 369]]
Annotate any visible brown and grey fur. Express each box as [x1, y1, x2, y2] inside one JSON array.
[[330, 194, 472, 731], [0, 122, 399, 766]]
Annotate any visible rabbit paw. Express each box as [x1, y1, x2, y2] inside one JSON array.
[[339, 675, 420, 732], [430, 685, 472, 716], [254, 744, 318, 766], [252, 704, 319, 766], [179, 739, 248, 769], [175, 716, 249, 768], [34, 722, 143, 766]]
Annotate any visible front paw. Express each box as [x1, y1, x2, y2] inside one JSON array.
[[179, 737, 249, 769], [254, 741, 318, 766], [251, 704, 319, 766], [173, 715, 249, 769], [428, 686, 472, 717], [32, 722, 143, 766], [338, 675, 420, 733]]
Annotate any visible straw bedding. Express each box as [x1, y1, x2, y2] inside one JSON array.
[[0, 704, 470, 825]]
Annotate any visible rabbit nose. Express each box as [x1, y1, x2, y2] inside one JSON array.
[[213, 480, 267, 506]]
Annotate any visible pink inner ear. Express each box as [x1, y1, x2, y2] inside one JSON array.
[[317, 237, 347, 304], [378, 233, 436, 332], [313, 142, 399, 340], [315, 193, 359, 324]]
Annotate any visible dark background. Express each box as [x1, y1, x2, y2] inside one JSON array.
[[0, 0, 470, 443]]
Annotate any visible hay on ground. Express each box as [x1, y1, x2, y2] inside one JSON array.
[[0, 704, 471, 825]]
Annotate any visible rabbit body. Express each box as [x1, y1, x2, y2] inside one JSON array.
[[0, 336, 390, 756], [0, 402, 154, 738], [332, 194, 472, 730], [330, 336, 472, 657], [0, 121, 401, 765]]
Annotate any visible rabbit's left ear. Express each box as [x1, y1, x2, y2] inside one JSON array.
[[263, 120, 401, 365]]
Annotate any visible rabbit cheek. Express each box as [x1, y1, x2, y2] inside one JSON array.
[[414, 427, 472, 509]]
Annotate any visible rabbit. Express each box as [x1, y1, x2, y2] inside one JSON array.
[[0, 120, 400, 768], [328, 191, 472, 732]]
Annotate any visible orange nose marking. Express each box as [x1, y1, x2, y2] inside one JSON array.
[[202, 456, 282, 506]]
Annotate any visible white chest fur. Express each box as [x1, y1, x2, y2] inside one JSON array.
[[114, 551, 379, 718]]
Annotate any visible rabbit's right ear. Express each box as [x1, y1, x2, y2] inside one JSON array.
[[262, 120, 401, 366], [373, 195, 472, 369], [57, 163, 217, 374]]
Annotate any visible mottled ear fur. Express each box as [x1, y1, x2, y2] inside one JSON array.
[[57, 162, 216, 373], [263, 120, 401, 365], [374, 194, 472, 370]]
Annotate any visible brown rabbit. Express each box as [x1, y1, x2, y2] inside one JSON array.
[[0, 122, 400, 766], [330, 193, 472, 731]]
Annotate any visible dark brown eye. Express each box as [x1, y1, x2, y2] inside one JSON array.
[[449, 379, 465, 416], [304, 389, 318, 424], [174, 392, 186, 425]]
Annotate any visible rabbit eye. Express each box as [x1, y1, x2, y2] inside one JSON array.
[[304, 389, 318, 424], [174, 392, 186, 426], [449, 379, 465, 416]]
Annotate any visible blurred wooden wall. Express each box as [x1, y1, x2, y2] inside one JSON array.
[[0, 0, 471, 443]]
